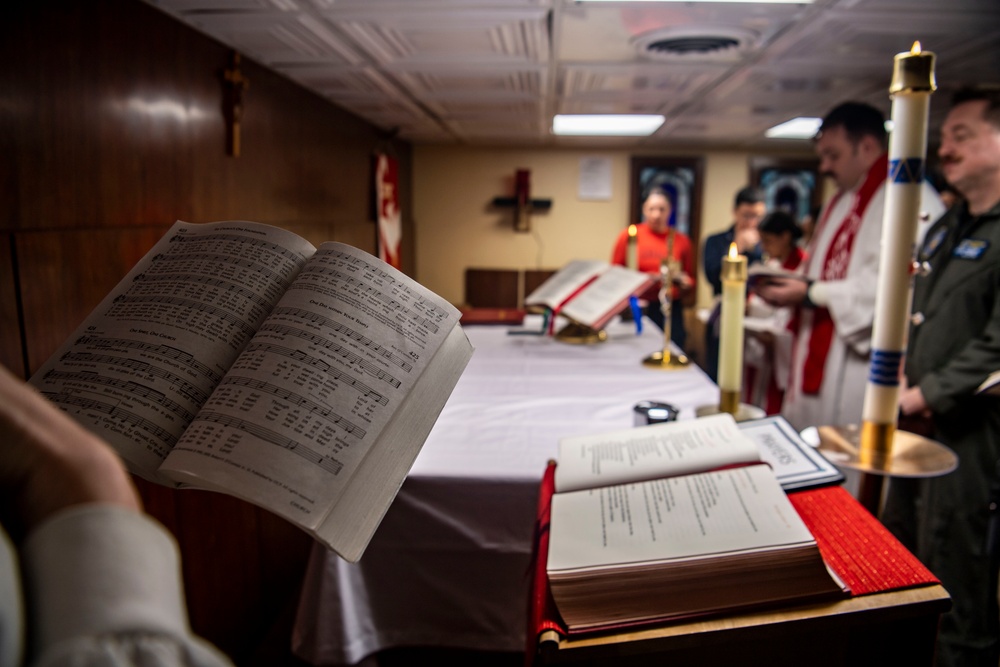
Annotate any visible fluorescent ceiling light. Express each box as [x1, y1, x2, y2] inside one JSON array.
[[765, 117, 822, 140], [577, 0, 812, 4], [553, 114, 665, 136]]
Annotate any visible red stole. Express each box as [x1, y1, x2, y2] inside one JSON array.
[[794, 155, 887, 395]]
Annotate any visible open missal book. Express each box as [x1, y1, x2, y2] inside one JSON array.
[[747, 263, 809, 287], [524, 260, 655, 331], [30, 220, 473, 563], [547, 414, 846, 632]]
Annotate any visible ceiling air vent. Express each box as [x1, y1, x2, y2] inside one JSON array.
[[633, 27, 757, 62], [646, 35, 739, 56]]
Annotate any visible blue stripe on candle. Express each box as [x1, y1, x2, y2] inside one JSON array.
[[869, 349, 904, 386], [889, 158, 925, 184]]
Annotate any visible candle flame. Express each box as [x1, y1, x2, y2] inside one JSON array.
[[628, 224, 637, 237], [911, 41, 922, 54], [728, 242, 738, 259]]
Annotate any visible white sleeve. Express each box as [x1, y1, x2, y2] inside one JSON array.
[[21, 505, 232, 667]]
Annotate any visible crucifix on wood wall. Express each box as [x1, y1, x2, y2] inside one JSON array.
[[222, 51, 249, 157], [491, 169, 552, 233]]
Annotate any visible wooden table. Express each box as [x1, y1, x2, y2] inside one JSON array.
[[535, 584, 950, 667]]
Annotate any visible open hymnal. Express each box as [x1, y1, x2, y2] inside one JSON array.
[[524, 260, 655, 331], [30, 220, 473, 562], [547, 414, 845, 632]]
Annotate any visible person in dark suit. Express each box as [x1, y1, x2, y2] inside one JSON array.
[[702, 187, 765, 381]]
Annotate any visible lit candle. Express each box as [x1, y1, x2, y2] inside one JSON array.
[[718, 242, 747, 414], [627, 224, 638, 270], [860, 41, 936, 468]]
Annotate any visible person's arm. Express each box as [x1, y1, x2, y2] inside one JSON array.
[[702, 233, 725, 296], [914, 285, 1000, 416], [610, 229, 627, 267], [0, 365, 233, 667]]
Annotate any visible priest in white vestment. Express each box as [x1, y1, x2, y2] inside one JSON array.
[[755, 102, 944, 431]]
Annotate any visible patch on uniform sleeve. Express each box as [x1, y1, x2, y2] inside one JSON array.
[[921, 226, 948, 258], [953, 238, 990, 259]]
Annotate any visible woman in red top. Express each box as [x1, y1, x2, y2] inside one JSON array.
[[610, 188, 695, 348]]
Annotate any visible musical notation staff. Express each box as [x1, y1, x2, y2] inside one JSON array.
[[148, 251, 296, 288], [130, 272, 274, 312], [59, 351, 211, 406], [300, 259, 444, 334], [215, 375, 367, 438], [243, 333, 390, 405], [267, 307, 415, 372], [169, 231, 306, 265], [192, 410, 345, 476], [42, 391, 174, 445], [43, 370, 196, 424], [75, 336, 222, 384], [109, 294, 258, 341], [243, 339, 399, 395]]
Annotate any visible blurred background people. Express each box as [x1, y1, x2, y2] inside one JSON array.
[[612, 187, 695, 349], [743, 211, 807, 414], [702, 186, 766, 381]]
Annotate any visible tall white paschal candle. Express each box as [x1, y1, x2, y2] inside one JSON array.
[[718, 243, 747, 415], [860, 42, 936, 467]]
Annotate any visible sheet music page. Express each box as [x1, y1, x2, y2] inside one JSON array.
[[161, 242, 463, 530], [524, 260, 606, 310], [548, 464, 815, 572], [30, 221, 315, 482], [559, 265, 653, 330], [554, 414, 760, 493]]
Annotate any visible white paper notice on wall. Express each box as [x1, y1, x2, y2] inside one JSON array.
[[577, 156, 612, 201]]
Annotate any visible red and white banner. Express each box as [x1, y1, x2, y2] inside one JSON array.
[[375, 153, 402, 269]]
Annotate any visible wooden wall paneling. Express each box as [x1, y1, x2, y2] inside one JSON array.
[[173, 490, 265, 663], [2, 0, 415, 274], [465, 268, 520, 308], [0, 235, 25, 378], [15, 227, 170, 373]]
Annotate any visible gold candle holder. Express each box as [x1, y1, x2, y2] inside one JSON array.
[[643, 229, 689, 369]]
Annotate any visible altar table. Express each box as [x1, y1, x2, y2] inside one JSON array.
[[291, 318, 719, 664]]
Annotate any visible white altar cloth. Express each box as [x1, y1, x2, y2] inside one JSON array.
[[292, 318, 719, 664]]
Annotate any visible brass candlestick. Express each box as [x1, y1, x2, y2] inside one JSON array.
[[643, 228, 689, 369]]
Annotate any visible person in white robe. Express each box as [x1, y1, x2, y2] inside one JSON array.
[[754, 102, 944, 432]]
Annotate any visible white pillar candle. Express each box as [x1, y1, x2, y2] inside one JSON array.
[[718, 243, 747, 397], [860, 42, 936, 465], [627, 224, 638, 270]]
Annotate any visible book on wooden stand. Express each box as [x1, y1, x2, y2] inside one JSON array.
[[30, 220, 473, 563], [547, 414, 847, 633], [524, 259, 655, 334], [531, 415, 941, 645]]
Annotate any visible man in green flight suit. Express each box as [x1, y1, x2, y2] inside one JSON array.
[[883, 87, 1000, 667]]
